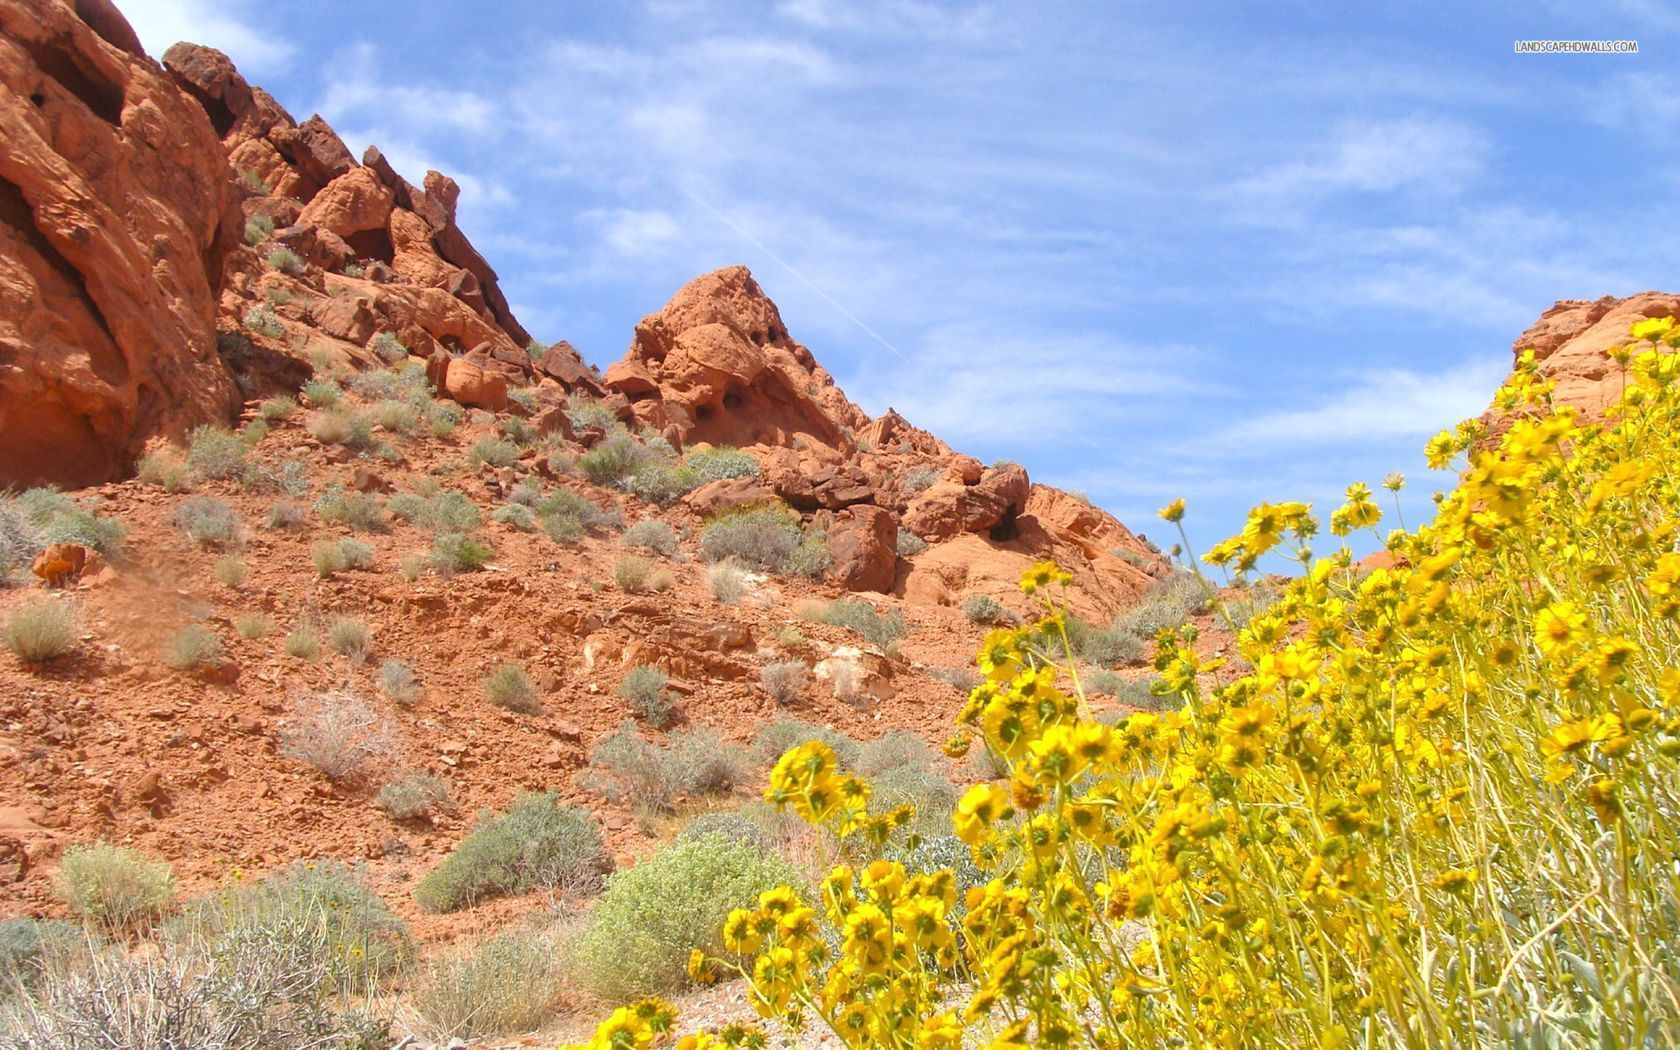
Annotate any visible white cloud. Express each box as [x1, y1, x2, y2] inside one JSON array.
[[587, 208, 685, 258], [1237, 117, 1488, 204], [317, 44, 494, 134], [1218, 358, 1508, 447], [118, 0, 293, 75]]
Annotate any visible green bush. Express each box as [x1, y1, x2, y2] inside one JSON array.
[[484, 662, 539, 714], [309, 406, 374, 450], [54, 842, 175, 929], [430, 532, 495, 575], [314, 486, 385, 532], [536, 487, 606, 545], [677, 811, 773, 852], [1113, 571, 1209, 637], [258, 395, 297, 423], [243, 303, 284, 338], [414, 792, 605, 912], [300, 377, 343, 408], [618, 664, 673, 727], [786, 528, 832, 577], [243, 214, 275, 245], [180, 861, 410, 992], [896, 528, 928, 556], [378, 772, 450, 820], [902, 464, 941, 493], [163, 624, 224, 671], [234, 612, 273, 640], [492, 503, 536, 531], [684, 446, 759, 482], [810, 598, 905, 648], [0, 917, 85, 997], [368, 332, 408, 364], [1064, 615, 1147, 667], [580, 433, 654, 485], [572, 835, 797, 1001], [567, 399, 620, 432], [698, 504, 801, 570], [0, 489, 124, 576], [173, 495, 241, 547], [3, 598, 77, 663], [411, 927, 568, 1039], [266, 247, 305, 275], [371, 399, 419, 435], [135, 451, 191, 492], [185, 425, 247, 481], [584, 721, 750, 814], [389, 489, 481, 533], [628, 462, 698, 505], [961, 593, 1012, 625], [467, 437, 519, 470], [623, 519, 679, 557], [751, 718, 861, 769]]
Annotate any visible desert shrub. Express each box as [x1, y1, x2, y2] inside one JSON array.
[[628, 462, 698, 505], [378, 772, 450, 820], [567, 398, 619, 431], [886, 832, 985, 906], [377, 658, 421, 705], [398, 553, 427, 581], [266, 247, 304, 275], [507, 385, 540, 413], [810, 598, 905, 648], [871, 763, 959, 839], [389, 489, 480, 533], [902, 464, 941, 493], [929, 664, 981, 693], [759, 659, 807, 705], [162, 624, 223, 671], [0, 917, 84, 998], [536, 487, 605, 544], [242, 213, 275, 245], [2, 598, 77, 664], [491, 502, 536, 531], [896, 528, 928, 556], [466, 437, 519, 470], [684, 446, 759, 482], [311, 541, 347, 578], [617, 664, 673, 727], [572, 835, 796, 1002], [181, 860, 411, 992], [855, 730, 934, 777], [313, 486, 385, 532], [300, 377, 343, 408], [706, 559, 749, 605], [786, 528, 832, 577], [410, 927, 568, 1039], [135, 450, 191, 492], [368, 331, 408, 364], [267, 501, 307, 530], [232, 613, 273, 640], [54, 842, 175, 929], [580, 433, 653, 485], [258, 394, 297, 422], [212, 555, 246, 588], [698, 504, 801, 570], [430, 531, 494, 575], [309, 406, 374, 450], [584, 722, 750, 814], [283, 623, 321, 660], [279, 690, 392, 783], [622, 519, 679, 557], [499, 415, 536, 445], [1113, 570, 1209, 638], [425, 400, 462, 438], [1222, 579, 1279, 629], [612, 554, 656, 593], [961, 593, 1012, 625], [751, 718, 860, 769], [1083, 667, 1126, 696], [185, 425, 246, 481], [371, 398, 419, 435], [509, 479, 544, 506], [172, 495, 240, 547], [350, 363, 429, 402], [484, 662, 539, 713], [677, 811, 772, 852], [242, 302, 284, 338], [414, 792, 604, 912], [325, 616, 372, 662], [0, 489, 124, 570]]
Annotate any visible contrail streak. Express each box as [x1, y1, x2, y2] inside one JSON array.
[[671, 181, 911, 363]]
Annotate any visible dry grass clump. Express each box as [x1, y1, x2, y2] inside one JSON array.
[[162, 624, 223, 671], [377, 772, 450, 820], [2, 598, 77, 663], [413, 792, 605, 913], [53, 842, 175, 930], [484, 662, 540, 714], [759, 659, 807, 705], [617, 664, 673, 727], [278, 690, 394, 784]]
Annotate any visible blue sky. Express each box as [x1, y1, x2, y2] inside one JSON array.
[[119, 0, 1679, 559]]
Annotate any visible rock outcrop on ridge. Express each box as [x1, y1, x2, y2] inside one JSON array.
[[1506, 290, 1680, 420]]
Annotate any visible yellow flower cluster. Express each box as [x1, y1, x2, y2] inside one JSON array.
[[581, 318, 1680, 1047]]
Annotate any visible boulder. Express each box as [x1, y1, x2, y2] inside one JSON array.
[[828, 505, 898, 593], [444, 358, 508, 412], [297, 167, 394, 241], [903, 463, 1031, 541], [1494, 291, 1680, 423]]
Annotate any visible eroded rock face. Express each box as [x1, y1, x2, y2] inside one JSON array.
[[160, 42, 596, 405], [605, 266, 872, 451], [0, 0, 241, 487], [1504, 291, 1680, 421]]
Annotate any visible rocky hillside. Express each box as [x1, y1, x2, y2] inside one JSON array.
[[1502, 290, 1680, 419], [0, 0, 1173, 927]]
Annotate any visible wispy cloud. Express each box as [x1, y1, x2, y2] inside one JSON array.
[[1235, 117, 1489, 208]]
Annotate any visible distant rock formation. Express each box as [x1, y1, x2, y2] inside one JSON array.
[[605, 266, 1168, 611], [1507, 291, 1680, 421]]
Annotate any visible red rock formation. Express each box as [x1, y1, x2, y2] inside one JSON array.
[[607, 267, 1170, 609], [1504, 291, 1680, 421], [605, 266, 872, 451], [0, 0, 241, 487]]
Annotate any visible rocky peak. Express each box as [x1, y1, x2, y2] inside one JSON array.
[[1503, 291, 1680, 421], [605, 266, 872, 451]]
